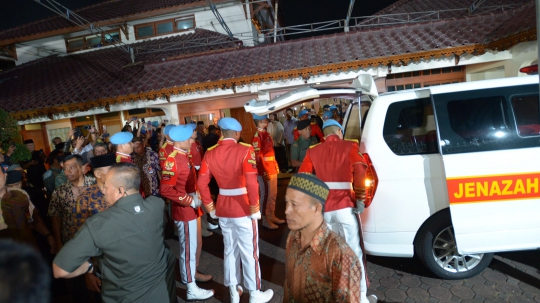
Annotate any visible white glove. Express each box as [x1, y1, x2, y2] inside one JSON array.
[[251, 211, 261, 220], [188, 193, 201, 208], [209, 210, 218, 219], [354, 200, 365, 214]]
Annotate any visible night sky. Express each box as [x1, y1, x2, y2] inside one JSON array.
[[0, 0, 398, 35]]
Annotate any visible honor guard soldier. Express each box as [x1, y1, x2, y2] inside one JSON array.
[[159, 125, 214, 302], [292, 109, 325, 142], [158, 124, 176, 169], [322, 110, 333, 122], [251, 114, 284, 229], [111, 132, 134, 163], [197, 117, 274, 303], [299, 119, 377, 303]]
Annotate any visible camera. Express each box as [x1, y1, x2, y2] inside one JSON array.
[[141, 118, 145, 123], [72, 128, 83, 139], [83, 124, 93, 130]]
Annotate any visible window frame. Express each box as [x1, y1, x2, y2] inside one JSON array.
[[65, 29, 122, 53], [134, 16, 196, 40]]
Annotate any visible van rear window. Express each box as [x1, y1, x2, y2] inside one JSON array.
[[512, 95, 540, 137], [383, 98, 439, 155]]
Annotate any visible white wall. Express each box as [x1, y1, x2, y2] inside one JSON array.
[[14, 2, 252, 65], [44, 118, 72, 144]]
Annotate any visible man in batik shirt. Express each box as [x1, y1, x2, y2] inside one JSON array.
[[132, 137, 161, 197], [284, 173, 369, 303]]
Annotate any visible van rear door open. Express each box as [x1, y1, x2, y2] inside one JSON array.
[[431, 78, 540, 255]]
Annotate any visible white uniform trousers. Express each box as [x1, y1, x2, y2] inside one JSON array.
[[257, 175, 277, 215], [175, 217, 202, 284], [324, 207, 369, 303], [219, 216, 262, 291]]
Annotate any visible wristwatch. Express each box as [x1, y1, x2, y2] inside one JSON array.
[[85, 260, 93, 274]]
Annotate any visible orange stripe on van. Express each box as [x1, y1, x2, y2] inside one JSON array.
[[447, 173, 540, 204]]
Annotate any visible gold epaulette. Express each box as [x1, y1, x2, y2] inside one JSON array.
[[207, 144, 219, 151], [161, 142, 168, 149], [345, 139, 359, 143], [116, 155, 122, 162], [254, 131, 258, 137], [309, 143, 321, 148], [239, 142, 251, 147], [169, 150, 178, 157]]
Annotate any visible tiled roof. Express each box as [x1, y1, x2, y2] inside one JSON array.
[[0, 0, 204, 43], [360, 0, 531, 27], [0, 3, 535, 120]]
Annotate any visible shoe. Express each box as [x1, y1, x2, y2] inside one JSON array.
[[202, 228, 213, 237], [267, 212, 285, 225], [186, 282, 214, 301], [366, 294, 378, 303], [207, 222, 219, 230], [262, 217, 278, 229], [195, 271, 212, 282], [249, 289, 274, 303], [286, 168, 293, 173], [229, 285, 243, 303]]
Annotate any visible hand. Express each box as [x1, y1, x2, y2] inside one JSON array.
[[189, 193, 201, 208], [263, 172, 271, 181], [46, 235, 56, 254], [84, 273, 102, 293], [89, 126, 96, 134], [7, 145, 16, 156], [209, 210, 218, 219], [251, 211, 261, 220], [75, 136, 85, 150], [354, 200, 365, 214], [30, 160, 38, 165], [67, 129, 74, 139]]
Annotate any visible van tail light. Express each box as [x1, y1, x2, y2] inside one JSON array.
[[362, 153, 378, 208], [519, 65, 538, 75]]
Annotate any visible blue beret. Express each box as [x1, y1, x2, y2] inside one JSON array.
[[186, 123, 197, 131], [151, 121, 159, 127], [218, 117, 242, 131], [169, 125, 194, 142], [110, 131, 133, 144], [298, 109, 309, 117], [163, 124, 176, 135], [252, 114, 268, 120], [322, 111, 333, 119], [322, 119, 343, 131], [329, 106, 338, 111]]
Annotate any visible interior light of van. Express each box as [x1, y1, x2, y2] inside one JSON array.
[[362, 153, 378, 208], [519, 65, 538, 75]]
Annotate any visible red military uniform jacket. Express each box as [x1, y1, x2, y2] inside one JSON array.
[[116, 152, 132, 163], [160, 147, 202, 222], [189, 140, 203, 170], [252, 128, 279, 176], [293, 121, 325, 142], [299, 135, 367, 212], [158, 140, 174, 169], [197, 139, 260, 218]]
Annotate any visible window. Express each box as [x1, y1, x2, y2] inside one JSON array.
[[383, 98, 438, 155], [432, 84, 539, 154], [134, 16, 195, 40], [65, 30, 121, 52], [513, 95, 540, 137]]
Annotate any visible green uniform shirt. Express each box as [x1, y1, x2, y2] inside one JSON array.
[[54, 194, 171, 303], [291, 136, 318, 164]]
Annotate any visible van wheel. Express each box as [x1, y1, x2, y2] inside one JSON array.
[[415, 210, 493, 280]]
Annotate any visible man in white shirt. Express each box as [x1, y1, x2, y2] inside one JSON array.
[[267, 114, 288, 172], [282, 108, 297, 173]]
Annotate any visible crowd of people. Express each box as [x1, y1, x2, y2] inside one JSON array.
[[0, 100, 379, 303]]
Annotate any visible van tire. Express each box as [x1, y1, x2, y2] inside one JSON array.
[[415, 209, 494, 280]]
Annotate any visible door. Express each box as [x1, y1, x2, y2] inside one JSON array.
[[230, 107, 255, 144], [432, 83, 540, 255], [23, 125, 50, 155]]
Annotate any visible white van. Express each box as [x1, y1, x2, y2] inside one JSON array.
[[245, 74, 540, 279]]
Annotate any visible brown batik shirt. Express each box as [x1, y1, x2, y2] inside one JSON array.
[[284, 221, 362, 303], [48, 175, 96, 243]]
